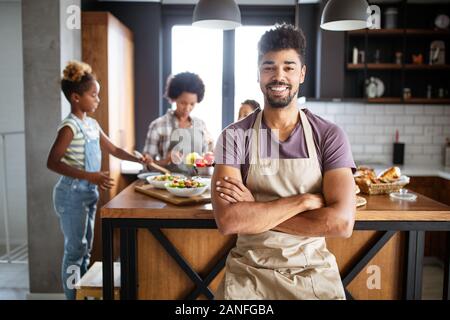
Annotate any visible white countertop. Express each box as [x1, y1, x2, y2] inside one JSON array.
[[121, 160, 450, 180]]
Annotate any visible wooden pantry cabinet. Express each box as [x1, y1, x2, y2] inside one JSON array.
[[82, 12, 136, 261]]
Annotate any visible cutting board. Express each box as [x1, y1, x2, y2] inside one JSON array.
[[135, 183, 211, 206]]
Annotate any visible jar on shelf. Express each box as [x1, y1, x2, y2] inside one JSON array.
[[395, 52, 402, 65], [384, 7, 398, 29], [403, 88, 411, 100]]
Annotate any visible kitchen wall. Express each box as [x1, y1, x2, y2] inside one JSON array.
[[306, 101, 450, 166], [0, 1, 27, 248], [22, 0, 81, 295]]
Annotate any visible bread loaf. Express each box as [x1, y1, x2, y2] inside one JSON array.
[[379, 166, 401, 182]]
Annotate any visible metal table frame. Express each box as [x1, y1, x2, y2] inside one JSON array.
[[102, 219, 450, 300]]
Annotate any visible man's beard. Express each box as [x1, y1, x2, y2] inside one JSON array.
[[265, 82, 298, 109]]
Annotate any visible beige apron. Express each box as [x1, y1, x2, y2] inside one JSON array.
[[216, 109, 345, 300]]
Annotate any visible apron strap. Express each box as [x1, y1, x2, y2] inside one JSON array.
[[250, 111, 263, 165], [250, 109, 318, 162], [299, 109, 318, 161]]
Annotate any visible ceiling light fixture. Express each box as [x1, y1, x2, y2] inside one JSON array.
[[320, 0, 370, 31], [192, 0, 241, 30]]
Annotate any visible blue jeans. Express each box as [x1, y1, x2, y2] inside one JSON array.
[[53, 176, 99, 300]]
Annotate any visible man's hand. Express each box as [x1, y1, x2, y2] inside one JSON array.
[[301, 193, 325, 211], [215, 176, 255, 203]]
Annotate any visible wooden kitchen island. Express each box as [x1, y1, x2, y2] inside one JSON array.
[[101, 180, 450, 300]]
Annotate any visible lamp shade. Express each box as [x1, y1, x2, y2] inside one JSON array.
[[193, 0, 241, 30], [320, 0, 370, 31]]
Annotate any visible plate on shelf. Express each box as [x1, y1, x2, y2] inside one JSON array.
[[365, 77, 385, 98], [374, 78, 385, 97]]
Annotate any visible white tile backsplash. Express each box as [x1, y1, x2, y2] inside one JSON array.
[[345, 125, 365, 134], [424, 106, 444, 115], [326, 103, 342, 115], [366, 104, 385, 114], [345, 103, 365, 115], [365, 126, 384, 134], [405, 105, 424, 115], [375, 115, 394, 125], [385, 105, 404, 114], [434, 116, 450, 125], [405, 145, 423, 155], [354, 135, 374, 144], [433, 135, 448, 144], [413, 135, 433, 144], [424, 126, 442, 136], [414, 115, 433, 125], [335, 115, 355, 125], [405, 126, 423, 135], [355, 115, 373, 124], [374, 135, 393, 144], [305, 101, 450, 166], [395, 115, 414, 125], [423, 145, 442, 155], [384, 126, 404, 134], [365, 145, 384, 154]]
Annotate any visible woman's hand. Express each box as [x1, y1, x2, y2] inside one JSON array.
[[215, 176, 255, 203], [87, 171, 114, 190], [158, 150, 183, 166], [141, 153, 154, 165]]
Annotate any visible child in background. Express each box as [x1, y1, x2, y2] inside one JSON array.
[[238, 99, 260, 120], [47, 60, 144, 299]]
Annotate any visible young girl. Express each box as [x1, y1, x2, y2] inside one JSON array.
[[47, 61, 144, 299]]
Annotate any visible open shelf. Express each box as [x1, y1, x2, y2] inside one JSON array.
[[366, 97, 450, 104], [343, 2, 450, 103], [404, 64, 450, 70], [367, 97, 403, 103], [348, 29, 450, 37], [404, 98, 450, 104], [348, 63, 402, 70], [347, 63, 450, 70]]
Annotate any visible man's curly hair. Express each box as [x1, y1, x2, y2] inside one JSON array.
[[165, 72, 205, 103], [258, 23, 307, 65]]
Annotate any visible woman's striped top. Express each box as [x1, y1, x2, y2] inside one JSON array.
[[57, 114, 100, 170]]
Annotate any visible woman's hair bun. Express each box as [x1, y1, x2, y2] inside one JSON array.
[[62, 60, 92, 82]]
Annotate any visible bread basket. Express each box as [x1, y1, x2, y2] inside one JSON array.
[[355, 175, 410, 195]]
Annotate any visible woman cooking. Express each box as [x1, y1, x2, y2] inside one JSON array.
[[142, 72, 214, 173]]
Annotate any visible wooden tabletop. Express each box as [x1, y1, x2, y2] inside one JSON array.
[[101, 180, 450, 221]]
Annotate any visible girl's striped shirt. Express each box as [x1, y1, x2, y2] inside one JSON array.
[[57, 114, 100, 169]]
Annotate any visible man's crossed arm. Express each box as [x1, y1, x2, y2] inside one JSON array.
[[211, 164, 356, 238]]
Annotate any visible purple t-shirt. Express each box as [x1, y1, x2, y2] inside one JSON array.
[[214, 108, 356, 183]]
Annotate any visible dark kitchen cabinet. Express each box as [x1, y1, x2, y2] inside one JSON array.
[[408, 176, 450, 262], [315, 0, 450, 103]]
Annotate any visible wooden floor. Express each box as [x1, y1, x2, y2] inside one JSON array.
[[0, 261, 444, 300]]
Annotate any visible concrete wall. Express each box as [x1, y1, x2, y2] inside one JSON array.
[[22, 0, 81, 294], [0, 1, 27, 248]]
